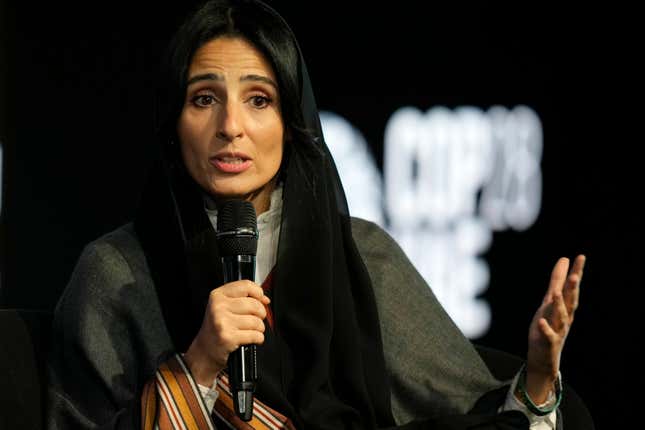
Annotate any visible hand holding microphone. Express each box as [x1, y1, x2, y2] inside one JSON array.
[[183, 200, 266, 421]]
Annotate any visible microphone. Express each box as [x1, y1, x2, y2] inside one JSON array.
[[216, 199, 259, 421]]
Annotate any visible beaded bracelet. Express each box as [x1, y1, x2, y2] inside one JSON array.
[[515, 364, 563, 416]]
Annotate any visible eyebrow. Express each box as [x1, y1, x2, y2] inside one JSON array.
[[186, 72, 277, 90]]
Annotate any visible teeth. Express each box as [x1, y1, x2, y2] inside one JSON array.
[[219, 157, 244, 163]]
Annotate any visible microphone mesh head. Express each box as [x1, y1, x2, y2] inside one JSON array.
[[216, 200, 258, 256], [217, 199, 257, 231]]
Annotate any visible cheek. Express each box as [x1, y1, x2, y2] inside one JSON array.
[[254, 117, 284, 165], [178, 111, 211, 158], [264, 128, 284, 172]]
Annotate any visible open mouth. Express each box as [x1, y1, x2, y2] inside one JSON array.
[[214, 156, 248, 164], [210, 153, 252, 173]]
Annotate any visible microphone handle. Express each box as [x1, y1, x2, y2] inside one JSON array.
[[221, 254, 257, 421]]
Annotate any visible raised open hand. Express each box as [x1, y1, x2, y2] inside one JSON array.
[[525, 255, 586, 403]]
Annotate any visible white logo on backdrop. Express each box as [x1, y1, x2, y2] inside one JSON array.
[[320, 106, 543, 338]]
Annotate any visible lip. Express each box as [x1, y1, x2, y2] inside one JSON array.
[[210, 151, 253, 173]]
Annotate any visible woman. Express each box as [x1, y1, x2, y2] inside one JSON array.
[[47, 1, 585, 429]]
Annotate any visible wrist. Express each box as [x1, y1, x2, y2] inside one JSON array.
[[524, 370, 557, 404], [515, 364, 562, 416], [183, 343, 224, 386]]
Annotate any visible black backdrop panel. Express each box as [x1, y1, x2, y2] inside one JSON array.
[[1, 1, 640, 427]]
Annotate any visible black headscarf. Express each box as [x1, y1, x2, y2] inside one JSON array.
[[134, 1, 528, 429]]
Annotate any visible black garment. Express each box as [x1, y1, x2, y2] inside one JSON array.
[[45, 219, 527, 430]]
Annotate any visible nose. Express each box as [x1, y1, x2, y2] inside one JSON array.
[[215, 100, 244, 142]]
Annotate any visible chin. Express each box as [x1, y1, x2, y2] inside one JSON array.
[[209, 183, 257, 201]]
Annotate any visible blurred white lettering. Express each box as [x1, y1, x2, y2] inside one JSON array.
[[323, 106, 543, 338], [319, 112, 384, 226]]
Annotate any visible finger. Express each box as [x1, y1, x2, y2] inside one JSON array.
[[234, 330, 265, 347], [227, 297, 268, 319], [571, 254, 586, 280], [550, 293, 569, 333], [231, 315, 266, 332], [563, 255, 585, 313], [216, 280, 266, 301], [563, 273, 581, 317], [544, 257, 570, 304], [538, 318, 560, 344]]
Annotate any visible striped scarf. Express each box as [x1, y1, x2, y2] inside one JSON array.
[[141, 266, 288, 430], [141, 354, 296, 430]]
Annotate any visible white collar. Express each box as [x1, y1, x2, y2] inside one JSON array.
[[203, 184, 283, 228], [204, 184, 283, 285]]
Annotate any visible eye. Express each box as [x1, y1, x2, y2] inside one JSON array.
[[191, 94, 217, 108], [249, 95, 272, 109]]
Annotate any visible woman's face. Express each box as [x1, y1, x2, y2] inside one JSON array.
[[177, 36, 284, 214]]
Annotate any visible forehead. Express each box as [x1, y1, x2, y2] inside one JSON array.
[[188, 37, 276, 79]]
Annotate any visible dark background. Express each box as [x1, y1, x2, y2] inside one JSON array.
[[1, 1, 640, 427]]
